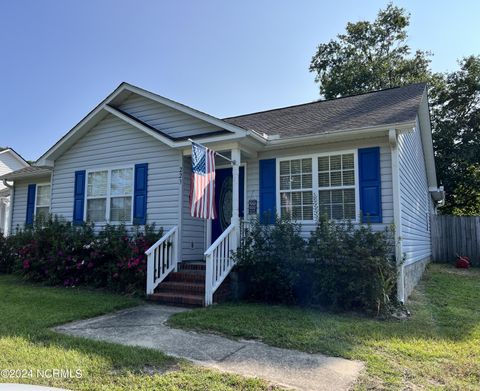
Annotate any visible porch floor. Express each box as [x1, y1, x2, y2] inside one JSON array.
[[55, 305, 363, 390]]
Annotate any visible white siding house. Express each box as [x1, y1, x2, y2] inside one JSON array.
[[1, 82, 444, 304], [0, 148, 29, 235]]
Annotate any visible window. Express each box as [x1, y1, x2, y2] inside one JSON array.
[[279, 158, 313, 220], [318, 153, 356, 220], [35, 184, 51, 219], [278, 152, 358, 222], [86, 167, 133, 223]]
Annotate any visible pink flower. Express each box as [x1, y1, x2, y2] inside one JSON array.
[[22, 260, 30, 269], [113, 273, 119, 278]]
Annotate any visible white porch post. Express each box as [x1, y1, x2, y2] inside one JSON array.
[[231, 148, 241, 244]]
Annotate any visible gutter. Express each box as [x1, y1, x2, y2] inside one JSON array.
[[263, 121, 416, 149], [388, 128, 405, 303]]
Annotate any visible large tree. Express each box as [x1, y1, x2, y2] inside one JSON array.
[[309, 4, 480, 215], [309, 4, 431, 99], [430, 56, 480, 215]]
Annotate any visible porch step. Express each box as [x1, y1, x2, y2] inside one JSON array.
[[178, 262, 206, 272], [157, 281, 205, 295], [148, 292, 204, 307], [168, 270, 206, 283]]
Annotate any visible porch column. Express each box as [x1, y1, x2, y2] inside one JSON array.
[[231, 148, 241, 237]]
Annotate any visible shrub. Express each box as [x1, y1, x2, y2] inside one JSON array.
[[234, 217, 307, 304], [0, 234, 16, 273], [235, 215, 397, 315], [3, 216, 162, 294], [308, 216, 397, 315]]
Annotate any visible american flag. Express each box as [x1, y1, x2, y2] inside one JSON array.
[[190, 142, 217, 219]]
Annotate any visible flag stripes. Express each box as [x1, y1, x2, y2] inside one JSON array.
[[190, 142, 217, 219]]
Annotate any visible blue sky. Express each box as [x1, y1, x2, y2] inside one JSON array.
[[1, 0, 479, 160]]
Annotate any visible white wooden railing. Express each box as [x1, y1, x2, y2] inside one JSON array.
[[145, 226, 179, 295], [204, 223, 237, 305]]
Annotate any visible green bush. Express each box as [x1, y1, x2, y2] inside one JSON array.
[[234, 217, 307, 304], [235, 215, 398, 315], [307, 217, 397, 315], [2, 216, 162, 294]]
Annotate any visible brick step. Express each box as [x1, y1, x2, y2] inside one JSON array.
[[167, 271, 205, 283], [178, 262, 206, 271], [148, 292, 204, 307], [158, 281, 205, 295]]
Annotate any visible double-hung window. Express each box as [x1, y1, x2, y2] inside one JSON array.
[[278, 152, 357, 222], [35, 184, 51, 219], [279, 158, 313, 220], [86, 167, 133, 223], [318, 153, 356, 220]]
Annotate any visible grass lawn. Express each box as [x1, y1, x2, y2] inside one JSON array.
[[169, 264, 480, 390], [0, 275, 274, 390]]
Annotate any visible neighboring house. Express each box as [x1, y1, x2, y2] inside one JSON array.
[[0, 82, 445, 305], [0, 148, 30, 235]]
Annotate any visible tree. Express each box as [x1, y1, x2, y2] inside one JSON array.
[[430, 56, 480, 215], [309, 4, 432, 99], [309, 4, 480, 215]]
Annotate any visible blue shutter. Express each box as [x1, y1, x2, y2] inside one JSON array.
[[133, 163, 148, 225], [358, 147, 382, 223], [26, 184, 36, 225], [259, 159, 276, 224], [73, 170, 86, 225]]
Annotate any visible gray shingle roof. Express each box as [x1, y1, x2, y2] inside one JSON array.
[[223, 83, 426, 138]]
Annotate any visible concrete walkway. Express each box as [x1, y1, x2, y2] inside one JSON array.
[[54, 305, 363, 390]]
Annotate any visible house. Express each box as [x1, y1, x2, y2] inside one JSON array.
[[0, 148, 30, 235], [0, 82, 445, 305]]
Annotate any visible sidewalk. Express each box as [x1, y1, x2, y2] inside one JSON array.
[[55, 305, 363, 390]]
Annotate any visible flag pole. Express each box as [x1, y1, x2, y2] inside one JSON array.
[[188, 138, 237, 165]]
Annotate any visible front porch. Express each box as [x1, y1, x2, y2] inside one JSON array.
[[145, 146, 252, 306]]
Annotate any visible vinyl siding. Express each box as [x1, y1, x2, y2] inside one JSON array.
[[181, 156, 206, 260], [117, 94, 224, 139], [51, 114, 181, 230], [11, 181, 28, 231], [11, 178, 51, 232], [398, 120, 432, 264], [245, 137, 394, 236]]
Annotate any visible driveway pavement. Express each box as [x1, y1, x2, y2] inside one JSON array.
[[55, 305, 363, 390]]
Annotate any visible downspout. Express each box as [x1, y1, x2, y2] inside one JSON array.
[[389, 129, 405, 303], [2, 179, 14, 236]]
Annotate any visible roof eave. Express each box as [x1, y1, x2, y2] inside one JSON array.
[[262, 121, 416, 149]]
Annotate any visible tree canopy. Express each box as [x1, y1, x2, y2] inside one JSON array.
[[309, 4, 431, 99], [430, 56, 480, 215], [309, 4, 480, 215]]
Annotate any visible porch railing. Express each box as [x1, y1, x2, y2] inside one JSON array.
[[145, 226, 179, 295], [204, 223, 237, 305]]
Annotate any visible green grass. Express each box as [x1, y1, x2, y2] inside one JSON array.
[[169, 264, 480, 390], [0, 275, 274, 390]]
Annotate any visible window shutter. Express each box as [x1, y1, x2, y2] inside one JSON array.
[[259, 159, 276, 224], [73, 170, 86, 225], [26, 184, 36, 225], [133, 163, 148, 225], [358, 147, 382, 223]]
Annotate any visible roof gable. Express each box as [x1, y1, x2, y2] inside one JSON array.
[[36, 83, 249, 166], [113, 92, 228, 140]]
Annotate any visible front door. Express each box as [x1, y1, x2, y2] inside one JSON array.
[[211, 166, 244, 243]]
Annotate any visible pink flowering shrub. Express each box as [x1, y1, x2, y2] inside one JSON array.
[[5, 216, 162, 294]]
